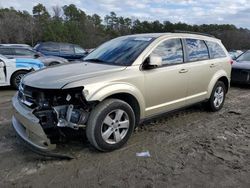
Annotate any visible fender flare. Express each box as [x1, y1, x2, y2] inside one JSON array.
[[85, 83, 146, 118], [207, 70, 230, 98]]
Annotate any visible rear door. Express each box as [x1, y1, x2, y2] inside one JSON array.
[[143, 38, 188, 116], [183, 38, 216, 105]]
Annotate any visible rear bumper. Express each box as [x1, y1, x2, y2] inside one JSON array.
[[12, 94, 56, 151]]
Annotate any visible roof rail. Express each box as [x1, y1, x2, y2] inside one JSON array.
[[174, 30, 216, 38]]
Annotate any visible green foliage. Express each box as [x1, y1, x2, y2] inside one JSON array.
[[0, 4, 250, 50]]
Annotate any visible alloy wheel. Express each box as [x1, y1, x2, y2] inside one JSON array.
[[213, 86, 224, 108], [101, 109, 130, 144]]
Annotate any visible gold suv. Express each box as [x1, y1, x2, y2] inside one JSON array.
[[12, 33, 231, 154]]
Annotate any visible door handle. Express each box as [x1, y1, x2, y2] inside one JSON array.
[[179, 69, 188, 73], [210, 64, 217, 68]]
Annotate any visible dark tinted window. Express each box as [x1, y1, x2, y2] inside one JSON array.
[[40, 43, 60, 52], [206, 41, 226, 58], [84, 36, 155, 66], [151, 39, 183, 65], [60, 44, 74, 54], [0, 48, 13, 55], [186, 39, 209, 61], [15, 48, 35, 56]]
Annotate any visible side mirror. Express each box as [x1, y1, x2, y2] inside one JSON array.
[[149, 55, 162, 67]]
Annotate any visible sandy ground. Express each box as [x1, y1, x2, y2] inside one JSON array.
[[0, 86, 250, 188]]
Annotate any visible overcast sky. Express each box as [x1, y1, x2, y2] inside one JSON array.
[[1, 0, 250, 28]]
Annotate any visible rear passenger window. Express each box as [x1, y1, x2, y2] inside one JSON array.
[[206, 41, 226, 58], [186, 39, 209, 62], [151, 39, 183, 65], [15, 49, 35, 56]]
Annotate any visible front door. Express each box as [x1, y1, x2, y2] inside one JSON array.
[[143, 38, 188, 117]]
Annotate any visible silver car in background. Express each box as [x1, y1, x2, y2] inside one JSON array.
[[0, 46, 68, 66]]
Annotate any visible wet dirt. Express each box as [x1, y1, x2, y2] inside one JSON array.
[[0, 86, 249, 187]]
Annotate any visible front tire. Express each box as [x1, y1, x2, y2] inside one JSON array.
[[11, 70, 28, 89], [207, 81, 226, 112], [86, 99, 135, 151]]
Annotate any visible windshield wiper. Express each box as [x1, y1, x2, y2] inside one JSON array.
[[83, 58, 108, 63], [83, 58, 123, 66]]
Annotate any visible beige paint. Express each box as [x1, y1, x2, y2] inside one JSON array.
[[12, 33, 231, 151], [80, 33, 231, 119]]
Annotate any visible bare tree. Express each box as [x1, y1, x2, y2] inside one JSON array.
[[52, 5, 62, 19]]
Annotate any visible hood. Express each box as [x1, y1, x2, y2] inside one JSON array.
[[232, 61, 250, 70], [23, 62, 126, 89]]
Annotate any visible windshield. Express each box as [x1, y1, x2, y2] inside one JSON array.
[[84, 36, 155, 66], [236, 51, 250, 62]]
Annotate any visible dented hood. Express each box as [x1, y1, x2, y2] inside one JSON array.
[[23, 62, 126, 89]]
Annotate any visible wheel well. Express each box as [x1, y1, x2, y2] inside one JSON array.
[[10, 69, 30, 88], [106, 93, 141, 125], [218, 76, 229, 93], [49, 61, 60, 66], [10, 69, 30, 81]]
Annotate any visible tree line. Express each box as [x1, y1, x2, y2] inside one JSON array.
[[0, 3, 250, 50]]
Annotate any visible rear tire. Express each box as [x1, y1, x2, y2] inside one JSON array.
[[86, 99, 135, 151], [11, 70, 28, 89], [206, 81, 226, 112]]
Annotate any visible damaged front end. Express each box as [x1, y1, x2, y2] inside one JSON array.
[[12, 83, 94, 158]]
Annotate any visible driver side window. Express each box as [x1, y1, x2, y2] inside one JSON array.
[[151, 39, 184, 66]]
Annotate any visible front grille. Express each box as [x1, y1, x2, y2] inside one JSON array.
[[18, 83, 37, 108], [231, 69, 250, 82]]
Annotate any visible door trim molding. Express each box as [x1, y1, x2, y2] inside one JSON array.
[[146, 91, 207, 111]]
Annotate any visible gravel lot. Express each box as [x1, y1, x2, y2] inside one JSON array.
[[0, 86, 250, 188]]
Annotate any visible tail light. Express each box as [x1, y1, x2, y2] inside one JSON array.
[[230, 60, 234, 65]]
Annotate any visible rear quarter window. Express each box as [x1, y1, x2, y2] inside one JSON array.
[[206, 41, 226, 59], [74, 45, 86, 54], [186, 39, 209, 62]]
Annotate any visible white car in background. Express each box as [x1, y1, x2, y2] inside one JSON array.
[[0, 54, 44, 89]]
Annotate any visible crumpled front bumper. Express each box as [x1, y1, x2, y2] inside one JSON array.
[[12, 94, 73, 159]]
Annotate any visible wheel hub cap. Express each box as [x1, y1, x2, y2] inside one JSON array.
[[213, 86, 224, 108], [101, 109, 129, 144]]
